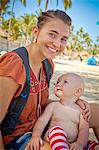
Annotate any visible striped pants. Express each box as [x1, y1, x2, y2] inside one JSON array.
[[48, 126, 69, 150], [87, 140, 99, 150], [48, 126, 99, 150]]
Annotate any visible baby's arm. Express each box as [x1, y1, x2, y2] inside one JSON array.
[[70, 114, 89, 150], [25, 102, 55, 150], [33, 102, 55, 137]]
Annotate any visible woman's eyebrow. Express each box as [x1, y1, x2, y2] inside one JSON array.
[[49, 30, 68, 38], [49, 30, 58, 34]]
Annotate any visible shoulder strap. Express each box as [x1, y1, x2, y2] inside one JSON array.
[[1, 47, 30, 136], [43, 59, 53, 87]]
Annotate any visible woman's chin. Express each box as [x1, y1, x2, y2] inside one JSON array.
[[45, 49, 58, 59]]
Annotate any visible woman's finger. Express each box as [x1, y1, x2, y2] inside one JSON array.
[[82, 108, 89, 114], [40, 139, 43, 147]]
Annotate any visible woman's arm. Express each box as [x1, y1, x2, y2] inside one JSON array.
[[89, 102, 99, 140], [76, 99, 91, 122], [77, 100, 99, 140], [0, 76, 19, 122], [0, 131, 5, 150], [0, 76, 19, 149]]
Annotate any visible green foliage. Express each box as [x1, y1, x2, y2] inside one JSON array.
[[2, 13, 37, 41], [37, 0, 72, 10], [64, 0, 72, 10], [65, 26, 99, 55], [19, 13, 37, 42]]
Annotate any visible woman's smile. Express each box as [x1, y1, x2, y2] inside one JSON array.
[[46, 46, 58, 53]]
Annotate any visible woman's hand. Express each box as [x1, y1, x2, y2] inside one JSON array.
[[76, 99, 91, 122]]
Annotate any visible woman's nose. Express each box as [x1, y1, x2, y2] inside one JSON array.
[[52, 39, 61, 49]]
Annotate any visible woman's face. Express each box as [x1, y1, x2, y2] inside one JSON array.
[[35, 18, 70, 59]]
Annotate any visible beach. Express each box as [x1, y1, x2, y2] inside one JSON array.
[[49, 59, 99, 102], [49, 59, 99, 141]]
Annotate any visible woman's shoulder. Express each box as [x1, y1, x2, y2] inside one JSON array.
[[0, 50, 23, 65], [0, 50, 26, 85]]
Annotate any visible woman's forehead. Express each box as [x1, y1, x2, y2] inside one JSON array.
[[41, 18, 70, 36]]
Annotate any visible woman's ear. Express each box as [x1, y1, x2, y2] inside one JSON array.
[[32, 26, 39, 36], [32, 26, 39, 43], [74, 88, 83, 97]]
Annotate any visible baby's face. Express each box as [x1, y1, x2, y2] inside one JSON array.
[[54, 73, 83, 99]]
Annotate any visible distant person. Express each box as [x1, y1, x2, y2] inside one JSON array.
[[26, 73, 99, 150], [77, 54, 83, 62], [79, 55, 83, 62], [87, 55, 97, 66]]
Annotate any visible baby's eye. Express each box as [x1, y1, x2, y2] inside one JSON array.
[[64, 80, 67, 83], [56, 80, 60, 84]]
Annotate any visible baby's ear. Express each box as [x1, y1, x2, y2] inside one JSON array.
[[74, 88, 83, 97]]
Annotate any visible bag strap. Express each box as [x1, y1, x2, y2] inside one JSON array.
[[43, 59, 52, 87], [1, 47, 30, 136]]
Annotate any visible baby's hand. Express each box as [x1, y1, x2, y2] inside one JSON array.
[[70, 142, 84, 150], [24, 136, 43, 150]]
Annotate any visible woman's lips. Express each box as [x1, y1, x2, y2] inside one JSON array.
[[47, 46, 58, 53]]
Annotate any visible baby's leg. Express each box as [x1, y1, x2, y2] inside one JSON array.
[[87, 140, 99, 150], [40, 141, 51, 150], [48, 126, 69, 150], [89, 102, 99, 140]]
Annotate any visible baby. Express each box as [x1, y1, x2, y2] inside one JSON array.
[[27, 73, 89, 150]]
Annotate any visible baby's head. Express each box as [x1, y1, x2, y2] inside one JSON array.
[[54, 73, 84, 101]]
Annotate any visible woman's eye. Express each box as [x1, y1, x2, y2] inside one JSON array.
[[49, 33, 55, 38], [61, 38, 67, 44]]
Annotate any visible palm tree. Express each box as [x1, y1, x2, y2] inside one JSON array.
[[37, 0, 72, 10], [65, 26, 94, 58], [20, 13, 37, 43], [2, 17, 20, 40], [9, 17, 21, 40], [11, 0, 26, 18], [0, 1, 10, 27], [9, 0, 26, 30], [0, 0, 26, 25]]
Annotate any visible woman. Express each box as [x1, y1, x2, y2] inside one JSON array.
[[0, 10, 98, 150]]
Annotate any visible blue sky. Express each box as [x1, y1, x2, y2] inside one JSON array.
[[6, 0, 99, 43]]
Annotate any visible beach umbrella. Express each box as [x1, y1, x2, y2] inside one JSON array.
[[96, 21, 99, 25]]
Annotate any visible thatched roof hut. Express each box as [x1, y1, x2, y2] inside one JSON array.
[[0, 28, 8, 39]]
